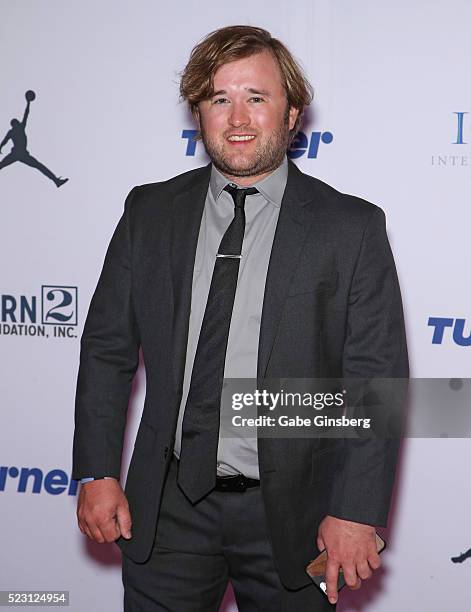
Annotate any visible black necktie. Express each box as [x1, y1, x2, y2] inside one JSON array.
[[177, 184, 258, 503]]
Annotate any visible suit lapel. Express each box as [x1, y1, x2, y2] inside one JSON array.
[[257, 160, 317, 382], [170, 164, 211, 400]]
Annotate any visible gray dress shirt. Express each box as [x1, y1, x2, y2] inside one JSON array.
[[173, 157, 288, 480]]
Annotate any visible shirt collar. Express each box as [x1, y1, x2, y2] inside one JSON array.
[[209, 156, 288, 208]]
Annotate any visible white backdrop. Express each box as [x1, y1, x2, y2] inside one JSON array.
[[1, 1, 470, 610]]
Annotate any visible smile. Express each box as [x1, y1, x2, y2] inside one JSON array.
[[227, 135, 256, 142]]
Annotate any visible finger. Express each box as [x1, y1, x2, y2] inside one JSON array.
[[83, 518, 107, 543], [317, 534, 325, 552], [80, 519, 96, 542], [77, 517, 86, 535], [342, 561, 359, 589], [325, 559, 340, 604], [89, 524, 107, 544], [100, 516, 122, 542], [116, 504, 132, 539], [368, 551, 382, 571], [350, 577, 362, 591], [77, 519, 89, 537], [357, 560, 373, 580], [94, 511, 121, 543]]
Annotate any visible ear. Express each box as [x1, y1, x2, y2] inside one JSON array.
[[193, 105, 201, 128], [191, 105, 202, 141], [288, 106, 300, 132]]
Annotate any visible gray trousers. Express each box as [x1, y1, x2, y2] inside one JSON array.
[[122, 456, 335, 611]]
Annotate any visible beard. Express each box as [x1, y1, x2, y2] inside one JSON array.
[[199, 107, 291, 178]]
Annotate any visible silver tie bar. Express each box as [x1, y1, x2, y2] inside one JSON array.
[[216, 253, 242, 259]]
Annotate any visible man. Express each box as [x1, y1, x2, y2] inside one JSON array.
[[73, 25, 408, 611]]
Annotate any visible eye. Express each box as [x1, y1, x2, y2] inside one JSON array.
[[212, 97, 229, 105], [249, 97, 265, 103]]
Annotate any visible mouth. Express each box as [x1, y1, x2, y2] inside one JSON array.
[[226, 134, 257, 144]]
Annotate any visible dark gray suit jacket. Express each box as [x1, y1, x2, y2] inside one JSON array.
[[73, 159, 408, 589]]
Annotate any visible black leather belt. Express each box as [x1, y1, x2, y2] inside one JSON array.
[[173, 456, 260, 493], [214, 473, 260, 492]]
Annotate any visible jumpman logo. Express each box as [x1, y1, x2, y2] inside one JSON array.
[[0, 90, 68, 188], [451, 548, 471, 563]]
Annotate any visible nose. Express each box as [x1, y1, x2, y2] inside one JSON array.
[[228, 101, 250, 128]]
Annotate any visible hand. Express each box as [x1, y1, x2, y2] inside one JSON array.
[[317, 515, 380, 604], [77, 478, 132, 543]]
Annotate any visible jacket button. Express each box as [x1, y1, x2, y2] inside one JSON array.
[[163, 446, 169, 459]]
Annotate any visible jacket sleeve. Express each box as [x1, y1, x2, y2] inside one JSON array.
[[328, 206, 409, 526], [72, 187, 140, 481]]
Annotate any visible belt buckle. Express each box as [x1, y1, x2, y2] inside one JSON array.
[[216, 474, 247, 492], [235, 475, 247, 491]]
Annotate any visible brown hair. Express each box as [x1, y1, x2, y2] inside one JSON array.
[[179, 25, 313, 137]]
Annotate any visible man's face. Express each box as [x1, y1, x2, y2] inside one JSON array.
[[196, 50, 299, 185]]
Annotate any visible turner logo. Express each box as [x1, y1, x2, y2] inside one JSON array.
[[0, 285, 78, 339], [428, 317, 471, 346], [181, 129, 334, 159], [0, 466, 78, 496], [287, 131, 334, 160]]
